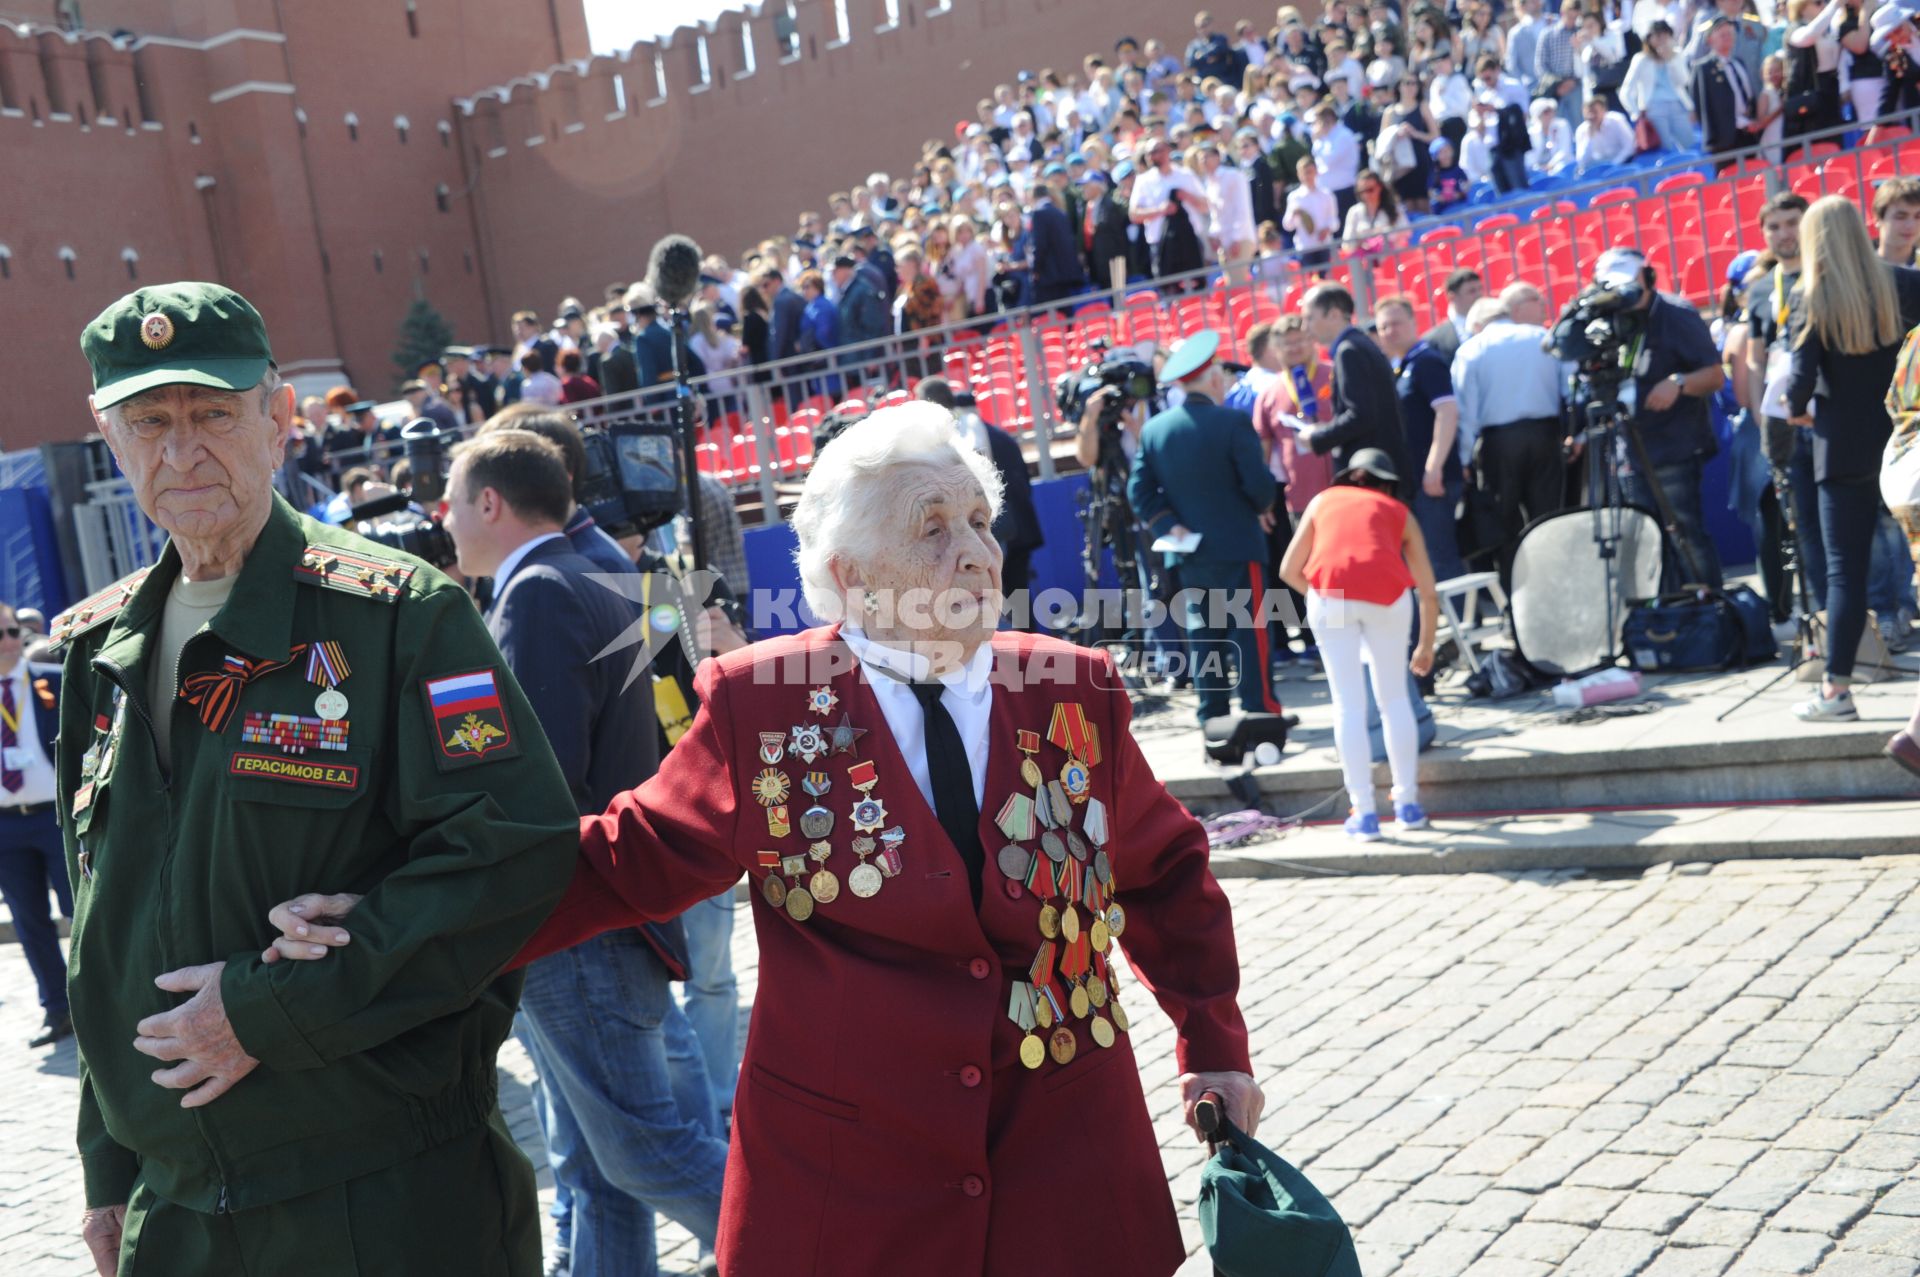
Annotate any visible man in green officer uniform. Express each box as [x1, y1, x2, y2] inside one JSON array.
[[53, 282, 579, 1275]]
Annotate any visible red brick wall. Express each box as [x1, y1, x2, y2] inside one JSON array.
[[1, 0, 1202, 448]]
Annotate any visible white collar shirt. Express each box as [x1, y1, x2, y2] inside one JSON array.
[[840, 626, 995, 811], [0, 664, 56, 807]]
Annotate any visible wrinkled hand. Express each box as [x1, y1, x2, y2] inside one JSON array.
[[133, 963, 258, 1109], [1180, 1071, 1266, 1142], [260, 892, 363, 964], [1422, 466, 1445, 499], [82, 1204, 126, 1276]]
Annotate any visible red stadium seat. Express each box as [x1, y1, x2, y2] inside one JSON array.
[[1592, 186, 1637, 206], [1653, 172, 1705, 193]]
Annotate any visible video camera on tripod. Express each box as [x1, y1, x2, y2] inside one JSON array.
[[349, 412, 684, 570], [1546, 276, 1648, 420], [1053, 342, 1160, 647]]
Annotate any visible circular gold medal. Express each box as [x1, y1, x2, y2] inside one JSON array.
[[1020, 1034, 1046, 1069], [1020, 757, 1043, 787], [1091, 1015, 1116, 1049], [848, 861, 883, 898], [1088, 974, 1109, 1008], [761, 875, 787, 908], [785, 885, 815, 921], [1090, 918, 1111, 952], [1070, 984, 1090, 1019], [1036, 904, 1060, 939], [1107, 902, 1127, 937], [1060, 903, 1081, 944], [809, 868, 840, 905], [1034, 993, 1054, 1029], [1048, 1026, 1077, 1065], [1112, 1001, 1131, 1033]]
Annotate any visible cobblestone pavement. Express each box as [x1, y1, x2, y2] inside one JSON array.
[[3, 856, 1918, 1275]]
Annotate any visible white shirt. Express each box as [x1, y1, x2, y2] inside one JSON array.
[[1311, 124, 1362, 191], [1283, 184, 1339, 250], [1462, 127, 1496, 185], [521, 370, 564, 406], [1575, 111, 1639, 168], [1128, 165, 1207, 245], [1207, 164, 1256, 246], [840, 626, 994, 810], [1429, 73, 1473, 122], [493, 531, 567, 593], [0, 663, 56, 807]]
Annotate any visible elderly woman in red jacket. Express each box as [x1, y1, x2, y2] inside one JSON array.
[[262, 402, 1264, 1277]]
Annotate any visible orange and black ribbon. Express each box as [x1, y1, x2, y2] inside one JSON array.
[[180, 645, 306, 735]]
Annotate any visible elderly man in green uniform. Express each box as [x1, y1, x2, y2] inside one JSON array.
[[53, 282, 579, 1276]]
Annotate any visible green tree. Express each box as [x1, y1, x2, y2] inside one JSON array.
[[392, 298, 454, 391]]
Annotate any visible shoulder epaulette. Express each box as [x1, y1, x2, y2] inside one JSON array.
[[49, 567, 152, 645], [294, 545, 416, 603]]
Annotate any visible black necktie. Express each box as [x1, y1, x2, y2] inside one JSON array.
[[911, 681, 984, 908]]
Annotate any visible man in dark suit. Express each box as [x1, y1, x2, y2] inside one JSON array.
[[915, 378, 1045, 617], [1129, 331, 1287, 724], [757, 265, 808, 365], [1028, 183, 1088, 306], [1301, 282, 1412, 499], [0, 598, 70, 1048], [1234, 129, 1280, 233], [1419, 268, 1485, 361], [1693, 18, 1757, 169], [1081, 169, 1134, 296], [442, 430, 726, 1276]]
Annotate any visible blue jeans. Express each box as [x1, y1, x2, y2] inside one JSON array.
[[677, 892, 740, 1116], [1178, 557, 1285, 722], [1644, 98, 1698, 152], [1623, 456, 1723, 592], [516, 931, 729, 1277], [1821, 476, 1882, 681], [1869, 509, 1917, 617], [1412, 479, 1466, 585]]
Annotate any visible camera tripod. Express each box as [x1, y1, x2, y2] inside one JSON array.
[[1575, 395, 1714, 669]]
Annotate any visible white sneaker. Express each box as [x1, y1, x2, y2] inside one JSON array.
[[1793, 691, 1858, 722]]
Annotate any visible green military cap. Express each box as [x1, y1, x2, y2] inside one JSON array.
[[81, 282, 274, 409], [1159, 329, 1222, 385]]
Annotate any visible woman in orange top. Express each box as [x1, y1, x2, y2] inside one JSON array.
[[1280, 449, 1441, 842]]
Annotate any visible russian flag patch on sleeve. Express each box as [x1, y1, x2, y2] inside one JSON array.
[[423, 669, 520, 768]]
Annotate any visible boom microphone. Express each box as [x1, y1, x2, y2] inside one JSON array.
[[645, 234, 704, 312]]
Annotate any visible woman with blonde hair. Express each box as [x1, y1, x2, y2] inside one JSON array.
[[946, 214, 990, 320], [1784, 195, 1920, 720]]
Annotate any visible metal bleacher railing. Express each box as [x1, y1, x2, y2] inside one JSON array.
[[565, 112, 1919, 523]]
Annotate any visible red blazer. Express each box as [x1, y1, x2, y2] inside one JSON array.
[[522, 626, 1253, 1277]]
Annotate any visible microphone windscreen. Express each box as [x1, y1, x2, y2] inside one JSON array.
[[646, 235, 704, 310]]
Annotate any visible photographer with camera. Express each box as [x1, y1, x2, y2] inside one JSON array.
[[1129, 331, 1286, 724], [1593, 248, 1730, 592]]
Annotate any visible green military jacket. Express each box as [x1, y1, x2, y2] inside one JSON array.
[[52, 495, 578, 1214]]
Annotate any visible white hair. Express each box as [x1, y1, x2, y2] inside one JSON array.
[[1464, 295, 1509, 335], [791, 402, 1004, 622]]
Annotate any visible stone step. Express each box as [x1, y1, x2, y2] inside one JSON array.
[[1134, 655, 1920, 819], [1206, 799, 1920, 878]]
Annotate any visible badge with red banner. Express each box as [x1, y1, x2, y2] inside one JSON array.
[[423, 669, 519, 769]]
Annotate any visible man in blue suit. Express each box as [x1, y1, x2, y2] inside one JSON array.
[[0, 598, 70, 1048], [1029, 183, 1088, 306], [1129, 332, 1287, 724], [443, 431, 727, 1277]]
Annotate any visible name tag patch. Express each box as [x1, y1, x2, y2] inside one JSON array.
[[229, 751, 360, 790]]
